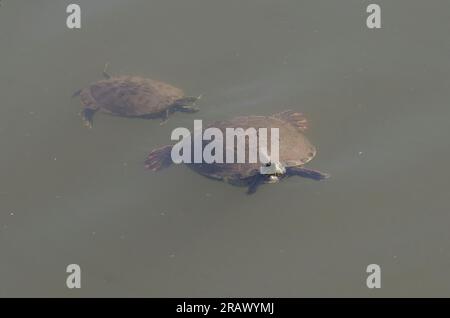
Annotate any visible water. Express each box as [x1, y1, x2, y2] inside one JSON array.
[[1, 0, 450, 297]]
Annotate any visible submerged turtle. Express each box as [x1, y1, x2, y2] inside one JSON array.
[[144, 110, 329, 194], [73, 65, 200, 128]]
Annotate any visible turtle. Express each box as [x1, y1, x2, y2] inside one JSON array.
[[72, 65, 201, 128], [144, 110, 329, 194]]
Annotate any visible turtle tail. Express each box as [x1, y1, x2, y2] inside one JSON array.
[[145, 145, 173, 171]]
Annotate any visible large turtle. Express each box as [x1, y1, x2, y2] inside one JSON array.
[[144, 110, 329, 194], [73, 65, 200, 128]]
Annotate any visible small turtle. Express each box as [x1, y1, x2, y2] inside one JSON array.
[[144, 110, 329, 194], [73, 65, 200, 127]]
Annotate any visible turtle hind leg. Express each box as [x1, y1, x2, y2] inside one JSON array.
[[145, 145, 173, 171], [273, 110, 308, 131], [286, 166, 329, 180], [80, 108, 98, 129]]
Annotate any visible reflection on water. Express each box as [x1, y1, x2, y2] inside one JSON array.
[[1, 0, 450, 297]]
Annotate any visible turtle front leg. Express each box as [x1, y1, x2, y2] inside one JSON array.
[[80, 108, 98, 129], [159, 109, 170, 125], [72, 89, 82, 98], [286, 167, 329, 180], [246, 174, 267, 194]]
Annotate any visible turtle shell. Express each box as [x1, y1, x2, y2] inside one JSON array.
[[189, 111, 316, 185], [79, 76, 184, 117]]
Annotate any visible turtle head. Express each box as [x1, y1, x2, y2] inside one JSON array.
[[260, 161, 286, 183]]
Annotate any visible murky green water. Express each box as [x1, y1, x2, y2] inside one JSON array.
[[1, 0, 450, 297]]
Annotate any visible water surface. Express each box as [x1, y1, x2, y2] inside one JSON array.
[[1, 0, 450, 297]]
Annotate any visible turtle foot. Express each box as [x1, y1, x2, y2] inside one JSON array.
[[145, 145, 173, 171], [80, 108, 97, 129]]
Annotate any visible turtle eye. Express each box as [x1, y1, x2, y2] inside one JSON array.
[[308, 147, 316, 158]]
